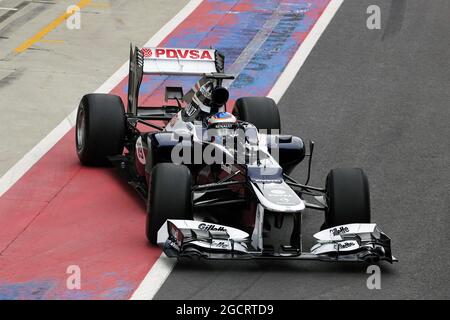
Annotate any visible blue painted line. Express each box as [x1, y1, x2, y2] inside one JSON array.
[[0, 280, 56, 300], [128, 0, 329, 106]]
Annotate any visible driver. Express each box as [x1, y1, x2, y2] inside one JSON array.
[[206, 111, 238, 143]]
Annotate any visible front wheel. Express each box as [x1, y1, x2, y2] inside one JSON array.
[[324, 168, 371, 228], [146, 163, 192, 245]]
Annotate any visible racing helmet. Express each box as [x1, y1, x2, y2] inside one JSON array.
[[206, 112, 237, 142]]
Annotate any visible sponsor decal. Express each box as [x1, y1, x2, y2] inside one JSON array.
[[200, 83, 212, 97], [141, 47, 152, 58], [135, 137, 146, 165], [212, 241, 229, 249], [213, 123, 233, 129], [185, 102, 198, 117], [336, 241, 355, 250], [198, 223, 226, 232], [141, 48, 213, 60], [330, 226, 350, 237]]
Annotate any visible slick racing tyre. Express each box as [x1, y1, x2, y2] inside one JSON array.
[[324, 168, 371, 228], [146, 163, 192, 245], [233, 97, 281, 134], [76, 93, 126, 166]]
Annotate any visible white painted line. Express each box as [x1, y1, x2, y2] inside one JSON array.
[[0, 7, 18, 11], [129, 253, 177, 300], [131, 0, 344, 300], [268, 0, 344, 103], [0, 0, 202, 198]]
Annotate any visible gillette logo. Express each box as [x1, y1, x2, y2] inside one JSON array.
[[336, 242, 355, 249], [330, 226, 350, 237], [198, 223, 226, 232], [212, 241, 229, 249]]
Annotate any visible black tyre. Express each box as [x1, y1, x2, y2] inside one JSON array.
[[233, 97, 281, 133], [146, 163, 192, 245], [324, 168, 371, 228], [76, 94, 126, 166]]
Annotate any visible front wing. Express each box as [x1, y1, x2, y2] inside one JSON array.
[[157, 220, 397, 263]]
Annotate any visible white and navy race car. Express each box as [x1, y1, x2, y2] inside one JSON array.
[[75, 46, 396, 263]]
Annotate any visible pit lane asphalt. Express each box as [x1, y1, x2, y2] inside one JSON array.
[[155, 0, 450, 299]]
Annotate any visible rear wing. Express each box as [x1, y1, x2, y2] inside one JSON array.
[[127, 45, 225, 115]]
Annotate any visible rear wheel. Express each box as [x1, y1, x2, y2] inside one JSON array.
[[146, 163, 192, 245], [324, 168, 371, 228], [76, 93, 125, 166], [233, 97, 281, 133]]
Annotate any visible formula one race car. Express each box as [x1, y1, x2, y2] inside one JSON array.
[[75, 46, 396, 263]]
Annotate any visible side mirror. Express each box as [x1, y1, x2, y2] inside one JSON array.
[[309, 140, 315, 156], [305, 140, 315, 185]]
